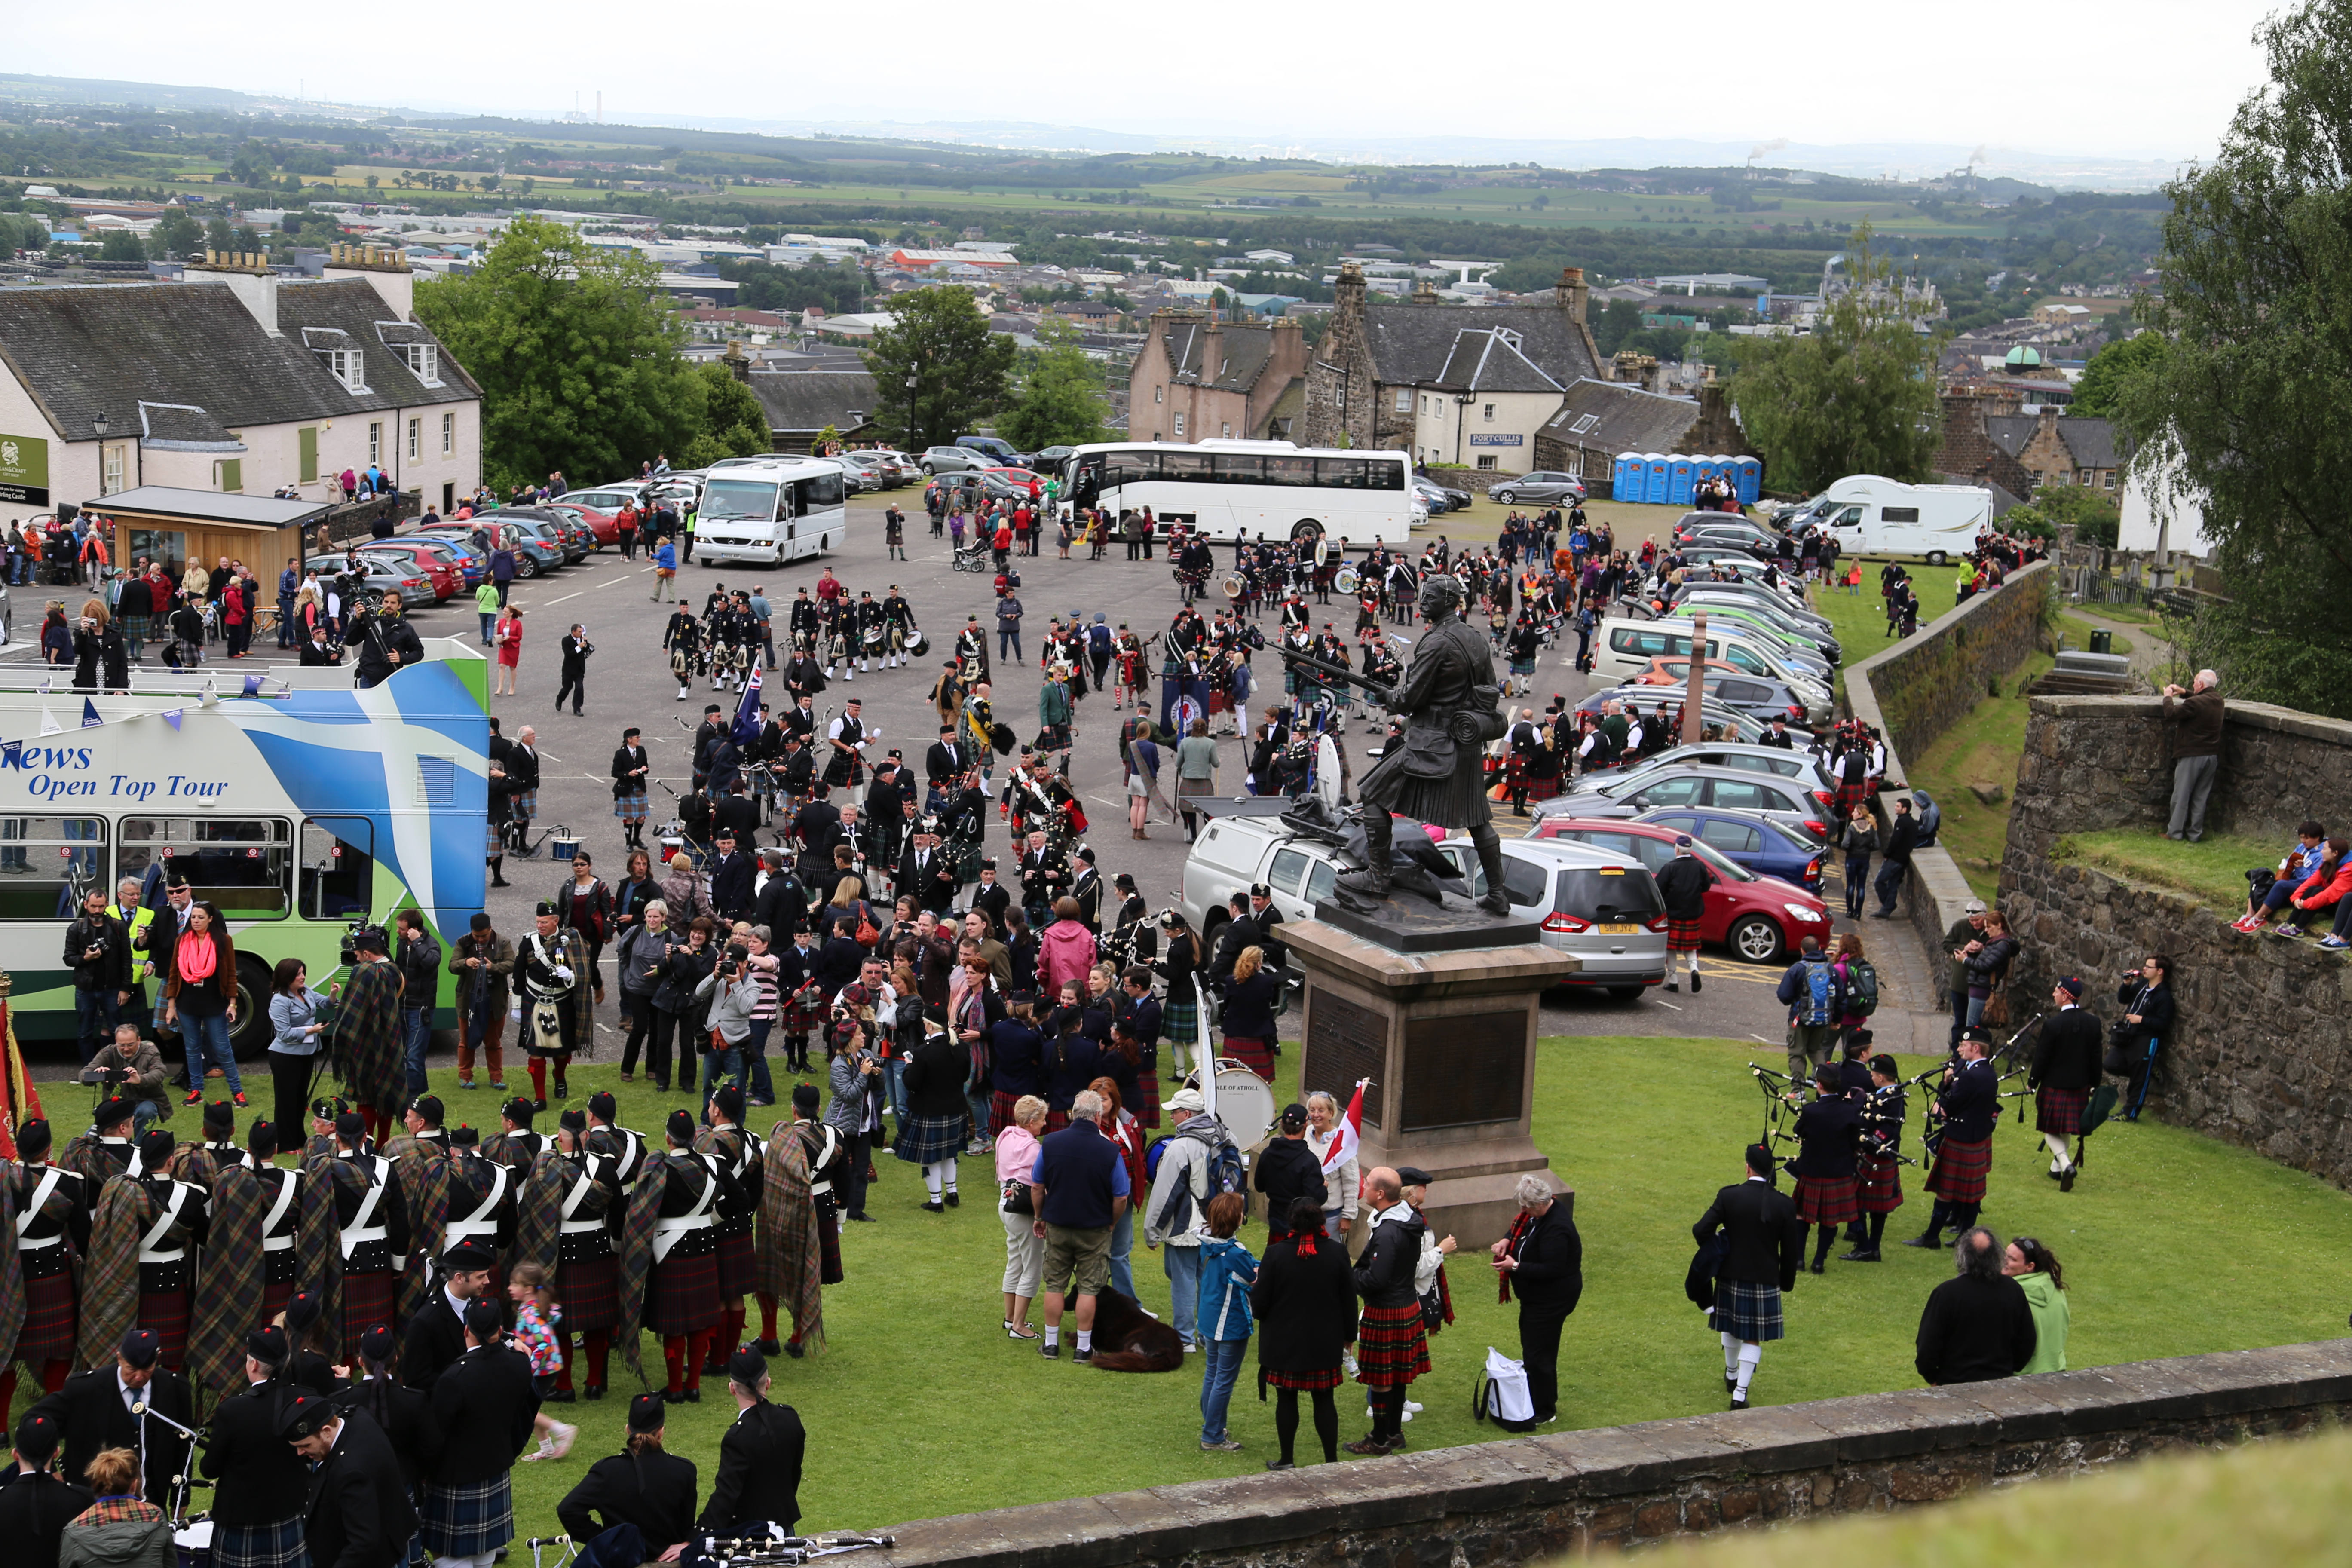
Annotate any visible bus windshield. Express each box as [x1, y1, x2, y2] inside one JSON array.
[[700, 480, 780, 523]]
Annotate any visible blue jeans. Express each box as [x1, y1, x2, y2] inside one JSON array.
[[479, 612, 496, 644], [998, 628, 1022, 662], [279, 597, 297, 647], [129, 1098, 159, 1138], [1163, 1243, 1201, 1348], [402, 1007, 432, 1098], [1107, 1207, 1136, 1300], [177, 1009, 237, 1095], [74, 988, 120, 1053], [744, 1018, 775, 1103], [965, 1087, 992, 1148], [1844, 851, 1871, 914], [701, 1040, 743, 1097], [1199, 1336, 1246, 1443], [885, 1057, 910, 1127], [1874, 859, 1908, 914]]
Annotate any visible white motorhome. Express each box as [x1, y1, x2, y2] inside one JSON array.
[[1794, 476, 1993, 564], [691, 458, 849, 567]]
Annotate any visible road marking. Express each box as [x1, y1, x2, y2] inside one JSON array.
[[1654, 999, 1682, 1011], [548, 592, 582, 604], [1749, 1034, 1771, 1044]]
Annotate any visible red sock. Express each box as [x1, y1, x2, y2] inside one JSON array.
[[756, 1292, 778, 1343], [723, 1305, 745, 1361], [556, 1334, 575, 1393], [0, 1366, 18, 1424], [585, 1329, 610, 1390], [663, 1335, 685, 1394], [372, 1110, 392, 1146], [528, 1059, 548, 1099], [39, 1360, 67, 1394], [686, 1329, 712, 1389]]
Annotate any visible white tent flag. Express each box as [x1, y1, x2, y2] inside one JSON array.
[[1197, 999, 1217, 1124], [37, 707, 61, 736]]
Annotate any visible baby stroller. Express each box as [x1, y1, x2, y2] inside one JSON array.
[[950, 535, 992, 574]]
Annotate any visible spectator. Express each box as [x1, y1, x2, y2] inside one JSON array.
[[1027, 1087, 1128, 1362], [1871, 798, 1920, 918], [2111, 954, 2176, 1116], [2161, 670, 2224, 842], [995, 588, 1024, 666], [394, 909, 440, 1100], [1037, 896, 1096, 998], [1942, 899, 1988, 1047], [1774, 935, 1844, 1087], [1491, 1173, 1581, 1430], [1838, 806, 1879, 922], [2269, 836, 2352, 939], [1252, 1103, 1324, 1241], [1143, 1085, 1217, 1351], [1914, 1226, 2038, 1385], [57, 1447, 170, 1568], [77, 1024, 168, 1136], [2237, 820, 2328, 933], [1250, 1197, 1354, 1470], [995, 1095, 1048, 1342], [1194, 1192, 1257, 1453], [2005, 1236, 2070, 1373], [1958, 909, 2019, 1031], [1304, 1090, 1358, 1242]]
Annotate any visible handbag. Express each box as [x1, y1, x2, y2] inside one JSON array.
[[1000, 1177, 1034, 1216], [1472, 1347, 1534, 1427], [1982, 990, 2010, 1028]]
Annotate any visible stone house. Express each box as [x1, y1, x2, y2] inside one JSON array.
[[1531, 379, 1753, 486], [1936, 388, 2122, 499], [1127, 312, 1309, 443], [741, 370, 879, 452], [1406, 331, 1566, 474]]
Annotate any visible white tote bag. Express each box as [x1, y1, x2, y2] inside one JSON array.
[[1481, 1346, 1534, 1424]]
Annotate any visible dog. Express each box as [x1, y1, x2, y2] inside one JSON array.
[[1085, 1288, 1185, 1372]]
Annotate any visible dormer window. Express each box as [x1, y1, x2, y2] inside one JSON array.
[[323, 349, 368, 394], [400, 343, 441, 386]]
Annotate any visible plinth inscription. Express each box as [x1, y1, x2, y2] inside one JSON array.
[[1403, 1009, 1524, 1130], [1302, 986, 1385, 1128]]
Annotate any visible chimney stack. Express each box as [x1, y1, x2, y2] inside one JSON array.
[[1559, 266, 1589, 327]]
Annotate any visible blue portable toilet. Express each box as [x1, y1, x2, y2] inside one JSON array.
[[1666, 455, 1695, 506], [1691, 456, 1722, 496], [1644, 453, 1669, 503], [1613, 453, 1641, 502], [1733, 455, 1762, 504]]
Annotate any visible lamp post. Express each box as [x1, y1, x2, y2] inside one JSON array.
[[903, 371, 919, 450]]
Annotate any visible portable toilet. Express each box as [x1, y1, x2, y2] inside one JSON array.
[[1666, 455, 1695, 507], [1733, 455, 1762, 505], [1612, 453, 1641, 502], [1644, 453, 1670, 503], [1691, 456, 1722, 496]]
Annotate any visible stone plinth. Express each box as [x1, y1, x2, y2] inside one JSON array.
[[1285, 916, 1576, 1250]]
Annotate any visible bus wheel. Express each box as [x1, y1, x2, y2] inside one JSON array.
[[1290, 520, 1323, 544], [230, 954, 274, 1061]]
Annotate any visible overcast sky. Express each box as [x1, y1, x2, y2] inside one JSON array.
[[10, 0, 2282, 163]]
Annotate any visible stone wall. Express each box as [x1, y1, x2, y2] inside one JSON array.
[[1996, 695, 2352, 1171], [854, 1341, 2352, 1568]]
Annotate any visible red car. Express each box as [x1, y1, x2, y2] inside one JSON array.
[[542, 499, 620, 545], [355, 540, 459, 602], [1526, 816, 1831, 964]]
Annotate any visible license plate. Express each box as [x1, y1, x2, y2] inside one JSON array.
[[1597, 923, 1641, 934]]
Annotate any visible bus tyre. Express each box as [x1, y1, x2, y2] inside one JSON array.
[[230, 954, 275, 1061], [1289, 520, 1323, 544]]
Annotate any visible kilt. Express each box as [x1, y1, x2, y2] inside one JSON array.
[[613, 786, 649, 818], [1354, 1301, 1430, 1388], [1707, 1279, 1785, 1343], [260, 1274, 294, 1327], [1042, 1109, 1070, 1135], [1856, 1154, 1905, 1214], [1792, 1173, 1860, 1227], [140, 1286, 190, 1370], [1162, 998, 1199, 1049], [1666, 917, 1704, 953], [1508, 655, 1537, 676], [1925, 1136, 1992, 1205], [989, 1089, 1021, 1136], [420, 1473, 514, 1560], [1221, 1037, 1275, 1081], [1132, 1066, 1162, 1128], [893, 1112, 966, 1165], [511, 788, 539, 821], [817, 1208, 844, 1286], [340, 1268, 399, 1344], [556, 1252, 621, 1333], [120, 612, 152, 643], [781, 982, 827, 1033], [212, 1516, 311, 1568], [646, 1247, 723, 1337], [2036, 1086, 2090, 1137], [717, 1231, 756, 1298], [1265, 1364, 1344, 1391], [1525, 772, 1563, 802], [1833, 778, 1870, 818], [17, 1268, 76, 1361], [486, 819, 505, 856]]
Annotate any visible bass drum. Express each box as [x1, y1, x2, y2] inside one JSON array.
[[1333, 565, 1360, 594], [1210, 1065, 1279, 1148], [908, 628, 929, 657]]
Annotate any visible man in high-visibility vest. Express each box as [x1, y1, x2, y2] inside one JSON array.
[[105, 876, 156, 1031]]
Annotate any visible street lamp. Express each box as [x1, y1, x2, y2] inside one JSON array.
[[904, 371, 920, 447], [92, 413, 108, 439]]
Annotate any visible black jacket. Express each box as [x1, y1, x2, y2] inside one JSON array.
[[401, 1287, 467, 1391], [0, 1470, 93, 1568], [698, 1399, 804, 1533], [751, 870, 808, 940], [2117, 977, 2174, 1041], [1250, 1231, 1356, 1375], [33, 1367, 193, 1507], [1788, 1094, 1862, 1179], [1654, 855, 1712, 921], [2033, 1007, 2103, 1092], [1883, 814, 1921, 864], [1506, 1199, 1583, 1313], [896, 845, 959, 916], [559, 1449, 700, 1555], [1693, 1179, 1802, 1291], [1252, 1136, 1325, 1230], [202, 1376, 311, 1524], [426, 1343, 539, 1484], [306, 1405, 419, 1568], [353, 612, 425, 686], [708, 851, 756, 922], [1350, 1206, 1427, 1311], [64, 912, 131, 994], [330, 1377, 442, 1492], [1915, 1272, 2038, 1385], [1940, 1056, 2000, 1143], [900, 1031, 969, 1118]]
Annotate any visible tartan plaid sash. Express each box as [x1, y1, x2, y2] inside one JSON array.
[[188, 1164, 268, 1397], [753, 1121, 823, 1353], [393, 1145, 453, 1327], [80, 1176, 154, 1370], [0, 1166, 23, 1369], [333, 963, 409, 1117], [511, 1149, 567, 1282]]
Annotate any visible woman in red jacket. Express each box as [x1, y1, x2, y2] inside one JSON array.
[[2276, 837, 2352, 938]]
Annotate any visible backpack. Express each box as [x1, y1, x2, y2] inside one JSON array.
[[1153, 1121, 1248, 1235], [1844, 958, 1880, 1017], [1798, 957, 1836, 1027]]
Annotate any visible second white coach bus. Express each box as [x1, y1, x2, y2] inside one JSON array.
[[1060, 441, 1418, 545]]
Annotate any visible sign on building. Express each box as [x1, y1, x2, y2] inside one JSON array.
[[1468, 434, 1524, 447], [0, 435, 48, 507]]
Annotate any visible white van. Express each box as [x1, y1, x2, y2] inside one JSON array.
[[1593, 618, 1833, 706], [692, 458, 849, 566], [1796, 476, 1991, 564]]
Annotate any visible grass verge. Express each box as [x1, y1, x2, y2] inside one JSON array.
[[2052, 829, 2277, 912], [19, 1028, 2352, 1532]]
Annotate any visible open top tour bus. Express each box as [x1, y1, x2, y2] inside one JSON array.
[[692, 457, 850, 567], [0, 640, 489, 1051], [1060, 440, 1416, 545]]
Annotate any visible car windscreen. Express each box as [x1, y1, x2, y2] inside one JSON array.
[[700, 479, 781, 523], [1554, 865, 1664, 921]]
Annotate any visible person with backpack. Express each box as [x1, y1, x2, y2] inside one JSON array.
[[1830, 932, 1879, 1050], [1144, 1085, 1247, 1352], [1775, 935, 1845, 1087], [1653, 835, 1712, 994]]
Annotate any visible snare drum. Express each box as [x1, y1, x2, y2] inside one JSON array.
[[175, 1519, 214, 1568]]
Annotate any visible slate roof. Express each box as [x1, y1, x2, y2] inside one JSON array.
[[1428, 329, 1563, 395], [1157, 320, 1278, 392], [1983, 413, 2123, 471], [1537, 378, 1709, 454], [1365, 302, 1598, 390], [744, 371, 879, 435], [0, 278, 475, 445]]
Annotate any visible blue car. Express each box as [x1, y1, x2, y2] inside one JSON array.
[[1633, 807, 1824, 892]]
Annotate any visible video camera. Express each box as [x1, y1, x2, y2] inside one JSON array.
[[340, 919, 383, 968]]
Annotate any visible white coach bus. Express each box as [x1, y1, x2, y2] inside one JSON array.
[[692, 458, 850, 567], [1060, 440, 1418, 545]]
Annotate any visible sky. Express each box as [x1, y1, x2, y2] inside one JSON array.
[[6, 0, 2284, 165]]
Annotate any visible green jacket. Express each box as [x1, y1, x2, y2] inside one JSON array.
[[1039, 681, 1072, 727], [2017, 1270, 2069, 1374]]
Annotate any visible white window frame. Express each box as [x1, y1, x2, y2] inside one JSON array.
[[324, 348, 368, 393], [100, 443, 127, 496], [407, 417, 421, 461], [1173, 412, 1185, 437], [369, 421, 383, 466], [1484, 403, 1496, 421], [400, 343, 441, 386], [1393, 388, 1410, 413], [441, 411, 455, 454], [1220, 421, 1231, 439]]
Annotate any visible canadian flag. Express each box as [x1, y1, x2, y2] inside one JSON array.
[[1321, 1079, 1368, 1172]]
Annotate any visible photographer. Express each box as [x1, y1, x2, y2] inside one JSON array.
[[394, 909, 441, 1099], [78, 1022, 169, 1136], [352, 591, 425, 690], [64, 888, 132, 1054], [2110, 954, 2176, 1119]]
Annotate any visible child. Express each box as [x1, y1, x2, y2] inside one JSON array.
[[509, 1262, 578, 1461], [1195, 1191, 1259, 1453]]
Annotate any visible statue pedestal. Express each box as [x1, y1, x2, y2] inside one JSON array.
[[1287, 909, 1576, 1251]]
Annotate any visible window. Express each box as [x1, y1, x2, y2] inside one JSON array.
[[298, 426, 319, 483], [101, 443, 127, 496], [1630, 777, 1705, 807], [121, 817, 291, 917], [399, 343, 441, 385], [1303, 859, 1336, 904], [441, 411, 455, 455], [322, 349, 367, 392], [1264, 456, 1316, 487], [1476, 455, 1497, 471], [1155, 386, 1164, 404], [1699, 819, 1762, 854], [1569, 413, 1599, 435], [1268, 848, 1310, 894], [369, 423, 383, 466], [300, 818, 373, 920], [1880, 506, 1920, 523], [1393, 389, 1410, 413], [1724, 646, 1770, 676], [1483, 403, 1496, 421], [214, 458, 242, 493], [407, 417, 420, 461], [1707, 780, 1772, 812], [1499, 855, 1549, 907], [1211, 455, 1264, 483], [1315, 457, 1371, 489], [1220, 422, 1231, 439], [1173, 412, 1185, 437], [2104, 471, 2117, 488], [0, 817, 105, 920]]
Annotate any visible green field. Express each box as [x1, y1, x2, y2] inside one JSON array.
[[21, 1026, 2352, 1534]]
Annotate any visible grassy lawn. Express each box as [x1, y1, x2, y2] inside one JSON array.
[[2054, 829, 2278, 912], [1808, 559, 1970, 658], [19, 1028, 2352, 1532]]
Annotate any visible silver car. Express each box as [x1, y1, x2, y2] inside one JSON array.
[[1437, 834, 1668, 999], [1538, 763, 1835, 842]]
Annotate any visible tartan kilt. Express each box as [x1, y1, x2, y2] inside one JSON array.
[[556, 1252, 621, 1334], [1132, 1066, 1162, 1129], [892, 1113, 966, 1165], [1162, 998, 1198, 1049], [211, 1515, 312, 1568], [120, 613, 152, 643], [1221, 1037, 1276, 1081], [817, 1208, 844, 1286], [140, 1286, 191, 1370], [1265, 1364, 1344, 1391], [511, 788, 538, 821], [1525, 772, 1563, 802], [1856, 1154, 1905, 1214], [1354, 1301, 1430, 1387], [717, 1231, 756, 1299], [1833, 778, 1871, 818], [989, 1089, 1021, 1136], [613, 786, 649, 818], [1925, 1136, 1992, 1205], [781, 982, 827, 1032], [340, 1268, 399, 1344], [1707, 1279, 1785, 1343], [1508, 655, 1538, 676], [2036, 1086, 2090, 1137], [1667, 917, 1704, 953], [486, 819, 505, 856], [16, 1268, 76, 1362], [1793, 1173, 1860, 1227], [1042, 1109, 1070, 1135], [646, 1247, 723, 1337], [420, 1473, 515, 1560]]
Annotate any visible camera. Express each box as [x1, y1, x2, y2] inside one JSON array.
[[340, 920, 382, 966]]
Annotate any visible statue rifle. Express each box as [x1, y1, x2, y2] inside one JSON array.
[[1273, 643, 1395, 701]]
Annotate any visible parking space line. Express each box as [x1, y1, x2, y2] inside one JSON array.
[[548, 592, 581, 604]]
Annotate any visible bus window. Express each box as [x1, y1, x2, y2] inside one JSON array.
[[300, 818, 375, 922], [120, 818, 292, 918], [1368, 459, 1406, 492], [790, 473, 844, 514], [0, 816, 106, 919], [1106, 450, 1160, 489], [1211, 454, 1264, 484], [1265, 456, 1317, 487], [1316, 458, 1369, 489], [1161, 451, 1212, 482]]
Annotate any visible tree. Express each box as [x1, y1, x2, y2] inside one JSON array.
[[413, 213, 703, 492], [2069, 329, 2165, 417], [2117, 0, 2352, 715], [862, 287, 1014, 453], [205, 216, 234, 253], [680, 364, 772, 470], [998, 317, 1110, 451], [151, 208, 202, 261], [97, 230, 148, 263], [1727, 224, 1942, 493]]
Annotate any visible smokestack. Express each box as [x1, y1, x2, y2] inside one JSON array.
[[1559, 266, 1588, 327], [596, 92, 603, 124]]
